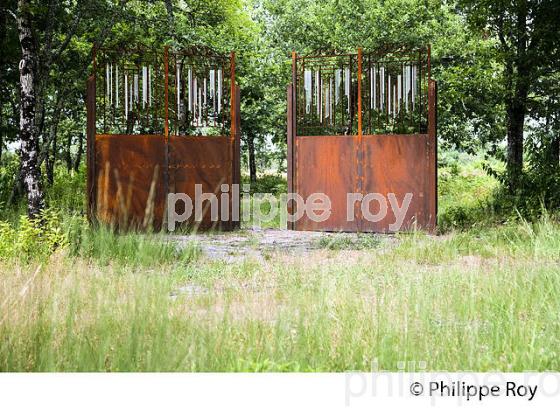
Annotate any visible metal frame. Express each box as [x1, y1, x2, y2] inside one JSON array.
[[287, 46, 437, 233], [86, 45, 240, 231]]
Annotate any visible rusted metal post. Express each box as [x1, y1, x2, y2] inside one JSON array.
[[357, 48, 363, 138], [427, 78, 438, 232], [163, 46, 170, 230], [86, 73, 96, 223], [164, 46, 169, 142], [86, 46, 97, 223], [289, 51, 298, 230], [287, 83, 294, 230], [230, 52, 236, 143], [232, 84, 241, 229], [229, 51, 238, 230], [356, 48, 364, 231], [427, 44, 431, 87]]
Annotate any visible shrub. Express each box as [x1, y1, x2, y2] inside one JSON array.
[[242, 174, 287, 194], [46, 165, 87, 213], [0, 209, 67, 260]]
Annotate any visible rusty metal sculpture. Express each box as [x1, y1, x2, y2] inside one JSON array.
[[86, 45, 240, 231], [287, 46, 437, 232]]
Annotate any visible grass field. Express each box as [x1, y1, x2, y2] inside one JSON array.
[[1, 156, 559, 372], [1, 217, 559, 371]]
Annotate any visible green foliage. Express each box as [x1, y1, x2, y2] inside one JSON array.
[[0, 209, 67, 260], [242, 174, 287, 194], [436, 149, 560, 231], [393, 213, 560, 264], [46, 165, 87, 213], [437, 151, 500, 231], [0, 206, 198, 267], [0, 153, 19, 210], [503, 124, 560, 217]]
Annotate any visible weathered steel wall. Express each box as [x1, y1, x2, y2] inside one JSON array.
[[295, 136, 358, 232], [169, 136, 232, 230], [95, 134, 167, 229], [87, 46, 240, 232], [94, 133, 238, 231], [361, 134, 434, 232], [288, 47, 437, 233], [293, 134, 435, 232]]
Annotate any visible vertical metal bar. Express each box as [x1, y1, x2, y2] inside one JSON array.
[[222, 59, 226, 129], [155, 60, 159, 132], [103, 56, 106, 133], [356, 48, 363, 232], [144, 65, 149, 129], [230, 52, 236, 144], [357, 48, 363, 138], [332, 65, 336, 130], [233, 84, 241, 229], [427, 79, 437, 232], [348, 55, 354, 135], [164, 46, 170, 229], [300, 58, 304, 125], [385, 64, 389, 129], [86, 47, 97, 224], [229, 51, 236, 230], [292, 51, 297, 137], [287, 83, 294, 230], [377, 62, 381, 132], [173, 54, 177, 135], [409, 61, 413, 130], [291, 51, 297, 229], [427, 44, 431, 85], [418, 49, 422, 133], [164, 47, 169, 141], [368, 54, 371, 135]]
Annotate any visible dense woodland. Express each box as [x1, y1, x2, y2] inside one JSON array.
[[0, 0, 559, 219]]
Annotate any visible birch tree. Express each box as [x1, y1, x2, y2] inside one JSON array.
[[17, 0, 45, 218]]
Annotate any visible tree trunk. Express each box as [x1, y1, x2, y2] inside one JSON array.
[[45, 99, 62, 185], [35, 92, 46, 145], [39, 92, 63, 177], [65, 133, 72, 171], [17, 0, 45, 218], [0, 107, 3, 164], [46, 121, 57, 185], [551, 137, 560, 165], [505, 95, 526, 191], [247, 133, 257, 184], [504, 5, 529, 193], [8, 101, 24, 204], [550, 112, 559, 167], [74, 132, 83, 172]]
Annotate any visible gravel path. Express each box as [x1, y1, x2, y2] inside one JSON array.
[[169, 228, 392, 262]]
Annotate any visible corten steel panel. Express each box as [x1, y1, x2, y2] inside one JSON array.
[[95, 134, 166, 230], [169, 135, 232, 230], [361, 134, 433, 232], [295, 136, 359, 232]]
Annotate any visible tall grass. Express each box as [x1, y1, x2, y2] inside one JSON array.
[[65, 217, 199, 267], [1, 217, 559, 371], [1, 159, 559, 371]]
